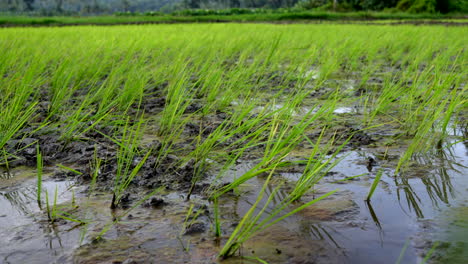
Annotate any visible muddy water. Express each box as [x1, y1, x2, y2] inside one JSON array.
[[0, 167, 78, 263], [0, 139, 466, 263]]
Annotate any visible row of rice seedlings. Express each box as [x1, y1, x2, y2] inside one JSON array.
[[355, 29, 466, 171], [0, 56, 44, 163], [0, 27, 463, 161], [2, 25, 463, 146]]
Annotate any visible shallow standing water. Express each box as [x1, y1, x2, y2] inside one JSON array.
[[0, 139, 466, 264]]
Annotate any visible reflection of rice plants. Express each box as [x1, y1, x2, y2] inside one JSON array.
[[0, 188, 35, 216]]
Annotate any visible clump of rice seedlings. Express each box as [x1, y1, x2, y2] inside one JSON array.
[[158, 62, 196, 137], [289, 129, 348, 201], [213, 94, 336, 200], [218, 165, 338, 258], [396, 79, 466, 172], [0, 81, 37, 154], [110, 117, 151, 209], [35, 145, 84, 224], [43, 183, 85, 225], [216, 124, 348, 257], [185, 96, 268, 200], [58, 94, 115, 143]]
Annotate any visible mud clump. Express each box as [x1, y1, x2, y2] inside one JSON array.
[[143, 197, 166, 208], [184, 222, 206, 235], [350, 131, 374, 146]]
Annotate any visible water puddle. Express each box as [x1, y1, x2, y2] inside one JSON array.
[[319, 140, 468, 263], [0, 167, 77, 263]]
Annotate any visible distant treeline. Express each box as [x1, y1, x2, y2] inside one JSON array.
[[0, 0, 466, 15]]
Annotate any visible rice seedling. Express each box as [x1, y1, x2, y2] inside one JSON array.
[[36, 144, 43, 209], [421, 241, 440, 264], [366, 169, 383, 202], [44, 185, 84, 225]]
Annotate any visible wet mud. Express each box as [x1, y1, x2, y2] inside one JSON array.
[[1, 135, 466, 263]]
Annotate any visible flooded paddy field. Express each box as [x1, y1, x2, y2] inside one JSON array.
[[0, 24, 467, 263]]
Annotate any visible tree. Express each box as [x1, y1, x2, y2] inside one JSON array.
[[182, 0, 199, 9], [23, 0, 34, 11], [122, 0, 130, 11], [54, 0, 64, 12]]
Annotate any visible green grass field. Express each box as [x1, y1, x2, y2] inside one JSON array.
[[0, 23, 466, 261]]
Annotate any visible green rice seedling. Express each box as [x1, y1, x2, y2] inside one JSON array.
[[57, 164, 83, 176], [289, 130, 349, 201], [1, 148, 10, 171], [79, 147, 102, 245], [36, 144, 43, 209], [44, 185, 85, 224], [158, 66, 196, 137], [44, 187, 54, 222], [181, 202, 204, 236], [366, 169, 383, 202], [213, 197, 221, 237], [243, 256, 269, 264], [421, 241, 440, 264], [71, 189, 76, 208]]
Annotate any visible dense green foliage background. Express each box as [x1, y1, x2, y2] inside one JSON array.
[[1, 0, 466, 15]]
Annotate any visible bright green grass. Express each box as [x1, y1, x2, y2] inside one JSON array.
[[0, 23, 466, 258]]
